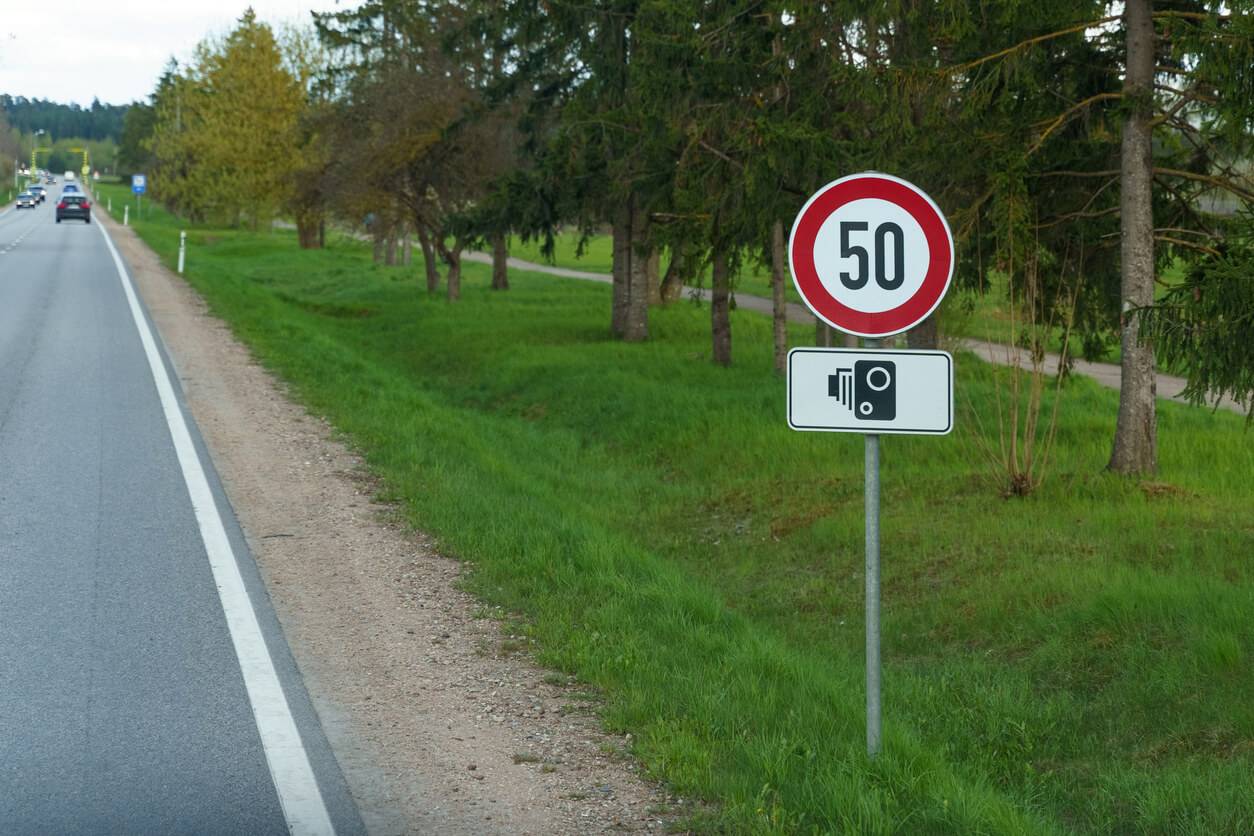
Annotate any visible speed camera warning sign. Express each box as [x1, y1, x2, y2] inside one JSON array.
[[789, 173, 954, 338], [787, 348, 953, 435]]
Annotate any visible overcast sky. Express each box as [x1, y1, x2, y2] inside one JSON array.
[[0, 1, 354, 107]]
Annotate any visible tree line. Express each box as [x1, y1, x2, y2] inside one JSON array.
[[0, 95, 127, 143], [124, 2, 1254, 476]]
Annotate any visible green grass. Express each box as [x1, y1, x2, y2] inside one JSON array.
[[509, 229, 796, 304], [502, 232, 1194, 368], [100, 179, 1254, 834], [509, 230, 615, 273]]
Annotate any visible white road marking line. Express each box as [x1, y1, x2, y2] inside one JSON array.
[[95, 220, 336, 835]]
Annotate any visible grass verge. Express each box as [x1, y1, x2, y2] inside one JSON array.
[[99, 180, 1254, 834]]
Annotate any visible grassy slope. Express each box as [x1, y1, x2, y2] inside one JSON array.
[[100, 181, 1253, 834]]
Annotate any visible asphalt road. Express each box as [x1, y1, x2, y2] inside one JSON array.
[[0, 199, 364, 834]]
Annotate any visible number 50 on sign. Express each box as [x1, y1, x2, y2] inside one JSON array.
[[789, 173, 955, 339]]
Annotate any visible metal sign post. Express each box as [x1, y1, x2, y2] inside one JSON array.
[[786, 172, 956, 758], [863, 339, 882, 757]]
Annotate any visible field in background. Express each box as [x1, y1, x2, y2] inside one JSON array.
[[507, 230, 1194, 364], [97, 180, 1254, 834]]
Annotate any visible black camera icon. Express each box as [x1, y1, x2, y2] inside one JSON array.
[[828, 360, 896, 420]]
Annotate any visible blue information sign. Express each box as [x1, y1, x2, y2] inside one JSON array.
[[132, 174, 147, 195]]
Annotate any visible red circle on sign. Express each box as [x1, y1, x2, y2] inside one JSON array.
[[789, 173, 954, 338]]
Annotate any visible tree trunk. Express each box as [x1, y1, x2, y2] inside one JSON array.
[[611, 195, 649, 340], [815, 320, 832, 346], [711, 248, 732, 366], [844, 332, 859, 348], [385, 232, 398, 266], [659, 247, 687, 303], [318, 219, 325, 249], [372, 227, 385, 264], [491, 232, 509, 290], [445, 246, 462, 301], [907, 314, 939, 350], [624, 203, 650, 341], [770, 220, 788, 374], [1109, 0, 1158, 475], [611, 209, 630, 336], [646, 248, 661, 305], [403, 234, 412, 266], [296, 213, 322, 249], [418, 229, 439, 293]]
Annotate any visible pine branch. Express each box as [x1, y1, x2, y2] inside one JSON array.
[[943, 16, 1120, 75], [1154, 226, 1222, 239], [1028, 92, 1122, 154], [1154, 234, 1221, 257], [1030, 169, 1121, 178], [942, 10, 1229, 78], [1033, 204, 1119, 229], [1151, 84, 1217, 127], [1154, 83, 1217, 105], [1153, 167, 1254, 203], [1159, 115, 1254, 193], [697, 139, 744, 169], [1152, 175, 1223, 238]]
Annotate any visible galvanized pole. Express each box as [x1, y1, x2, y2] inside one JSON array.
[[864, 336, 882, 757]]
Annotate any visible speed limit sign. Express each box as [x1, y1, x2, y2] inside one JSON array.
[[789, 173, 954, 338]]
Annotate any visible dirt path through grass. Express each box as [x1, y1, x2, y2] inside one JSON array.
[[464, 251, 1245, 415]]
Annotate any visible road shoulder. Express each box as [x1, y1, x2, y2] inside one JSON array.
[[100, 211, 680, 835]]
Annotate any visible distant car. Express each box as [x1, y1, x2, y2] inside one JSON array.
[[16, 191, 37, 209], [56, 194, 91, 223], [62, 183, 81, 195], [29, 185, 47, 203]]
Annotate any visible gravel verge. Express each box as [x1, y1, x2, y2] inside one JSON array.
[[102, 211, 688, 834]]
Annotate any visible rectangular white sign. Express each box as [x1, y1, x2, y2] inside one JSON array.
[[787, 348, 953, 435]]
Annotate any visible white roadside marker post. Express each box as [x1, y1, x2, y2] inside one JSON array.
[[123, 205, 129, 226], [786, 172, 956, 759], [178, 231, 186, 274]]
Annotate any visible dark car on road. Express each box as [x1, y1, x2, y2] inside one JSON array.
[[16, 191, 37, 209], [29, 185, 47, 203], [56, 194, 91, 223]]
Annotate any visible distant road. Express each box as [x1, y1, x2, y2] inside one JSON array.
[[0, 198, 364, 833]]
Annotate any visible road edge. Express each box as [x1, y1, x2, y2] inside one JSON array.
[[94, 216, 364, 836]]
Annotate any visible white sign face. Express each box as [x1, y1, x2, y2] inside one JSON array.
[[812, 199, 931, 314], [787, 348, 953, 435], [790, 173, 955, 338]]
